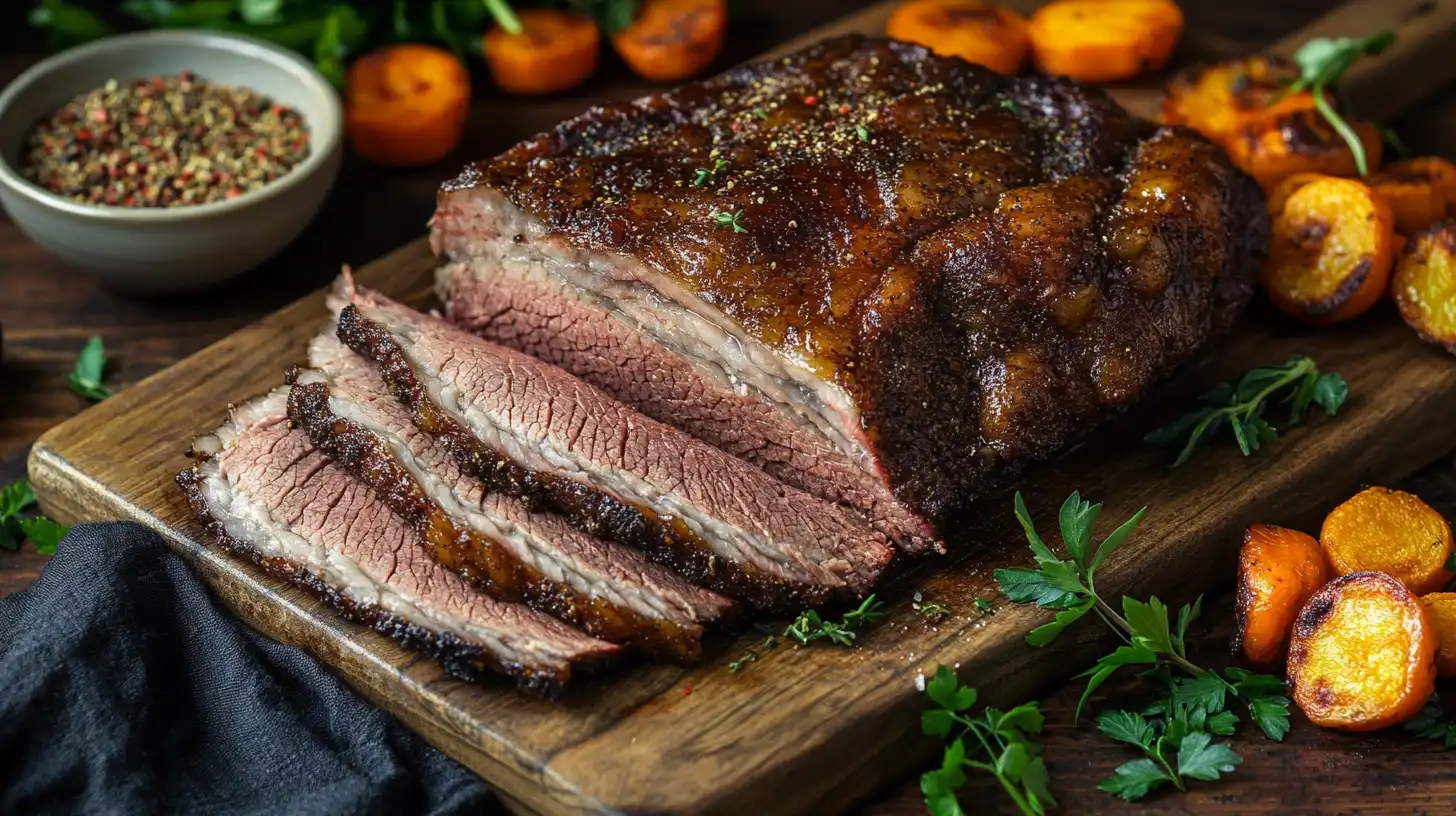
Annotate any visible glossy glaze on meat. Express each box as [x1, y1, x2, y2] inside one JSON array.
[[434, 35, 1267, 541]]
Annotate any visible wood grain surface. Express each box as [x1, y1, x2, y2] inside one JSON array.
[[6, 1, 1456, 814]]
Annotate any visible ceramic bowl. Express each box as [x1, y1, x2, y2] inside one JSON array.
[[0, 30, 343, 294]]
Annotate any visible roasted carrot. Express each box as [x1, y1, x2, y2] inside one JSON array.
[[1224, 109, 1383, 192], [346, 45, 471, 168], [1288, 571, 1437, 731], [1420, 593, 1456, 678], [1370, 157, 1456, 235], [1235, 524, 1331, 666], [1392, 220, 1456, 355], [1260, 176, 1395, 324], [1321, 487, 1455, 595], [1160, 56, 1309, 146], [1264, 172, 1330, 219], [484, 9, 600, 96], [1027, 0, 1183, 84], [886, 0, 1030, 75], [612, 0, 727, 82]]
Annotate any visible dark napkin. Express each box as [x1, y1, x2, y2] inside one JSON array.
[[0, 522, 499, 816]]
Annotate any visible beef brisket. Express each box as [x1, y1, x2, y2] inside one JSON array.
[[177, 389, 620, 698], [332, 276, 893, 611], [288, 334, 735, 662], [431, 34, 1267, 549]]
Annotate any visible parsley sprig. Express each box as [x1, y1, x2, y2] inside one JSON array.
[[692, 159, 728, 187], [0, 479, 69, 555], [785, 595, 885, 646], [921, 666, 1054, 816], [1406, 695, 1456, 747], [1145, 355, 1347, 468], [711, 209, 746, 233], [1095, 703, 1240, 800], [1288, 31, 1396, 177], [68, 335, 113, 402]]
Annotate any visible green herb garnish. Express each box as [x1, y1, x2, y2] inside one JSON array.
[[693, 158, 728, 187], [855, 125, 870, 142], [1000, 98, 1023, 115], [785, 595, 884, 646], [1406, 695, 1456, 747], [751, 107, 769, 120], [1145, 355, 1347, 468], [68, 335, 114, 402], [974, 598, 994, 614], [921, 666, 1054, 816], [916, 600, 952, 620], [992, 492, 1291, 802], [711, 209, 746, 233], [1288, 31, 1396, 177], [0, 479, 68, 555]]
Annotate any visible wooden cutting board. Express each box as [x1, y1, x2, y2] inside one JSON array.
[[27, 2, 1456, 814]]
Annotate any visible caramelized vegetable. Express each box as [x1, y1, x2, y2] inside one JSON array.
[[485, 9, 600, 95], [1160, 56, 1308, 146], [1225, 109, 1383, 191], [1392, 221, 1456, 355], [1264, 172, 1329, 218], [346, 45, 470, 167], [1288, 571, 1436, 731], [1421, 593, 1456, 678], [612, 0, 727, 82], [1261, 176, 1395, 324], [886, 0, 1030, 75], [1372, 176, 1448, 237], [1235, 524, 1331, 666], [1321, 487, 1454, 594], [1027, 0, 1182, 83]]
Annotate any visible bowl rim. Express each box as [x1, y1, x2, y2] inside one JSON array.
[[0, 28, 343, 223]]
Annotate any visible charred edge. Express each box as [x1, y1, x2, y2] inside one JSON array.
[[287, 379, 708, 663], [175, 467, 612, 699], [1310, 257, 1372, 318], [337, 303, 837, 613], [1288, 578, 1341, 671]]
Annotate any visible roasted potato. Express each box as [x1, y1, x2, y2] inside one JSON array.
[[1420, 592, 1456, 678], [1027, 0, 1183, 84], [1321, 487, 1455, 594], [1288, 571, 1437, 731], [1392, 220, 1456, 355], [1261, 176, 1395, 324], [1235, 524, 1331, 666]]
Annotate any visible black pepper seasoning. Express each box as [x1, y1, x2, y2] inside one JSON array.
[[21, 73, 310, 208]]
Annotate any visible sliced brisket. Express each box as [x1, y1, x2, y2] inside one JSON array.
[[177, 389, 620, 698], [431, 35, 1266, 550], [333, 277, 894, 611], [288, 335, 734, 662]]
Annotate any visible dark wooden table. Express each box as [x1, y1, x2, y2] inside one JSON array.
[[3, 2, 1455, 812]]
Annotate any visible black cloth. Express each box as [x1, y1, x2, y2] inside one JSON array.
[[0, 522, 499, 816]]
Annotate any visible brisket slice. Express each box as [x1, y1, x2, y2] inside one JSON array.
[[431, 35, 1266, 550], [333, 277, 893, 611], [177, 389, 620, 698], [288, 335, 734, 663]]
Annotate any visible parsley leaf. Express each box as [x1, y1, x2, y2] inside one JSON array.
[[711, 209, 746, 233], [0, 480, 37, 519], [784, 595, 884, 646], [1146, 356, 1347, 467], [1405, 695, 1456, 748], [1289, 31, 1397, 176], [1098, 758, 1174, 801], [20, 517, 67, 555], [68, 335, 114, 402], [921, 666, 1054, 816], [1224, 667, 1292, 741], [1175, 732, 1242, 781]]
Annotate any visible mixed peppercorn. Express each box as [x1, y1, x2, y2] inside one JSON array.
[[21, 72, 310, 208]]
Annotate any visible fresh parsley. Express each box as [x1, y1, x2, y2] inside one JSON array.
[[1406, 695, 1456, 748], [991, 491, 1291, 802], [1288, 31, 1396, 176], [855, 125, 870, 142], [1145, 355, 1347, 468], [692, 159, 728, 187], [921, 666, 1055, 816], [68, 335, 114, 402], [974, 598, 995, 614], [711, 209, 747, 233], [784, 595, 885, 646], [999, 98, 1023, 115], [0, 479, 67, 555], [751, 107, 770, 120], [916, 600, 952, 621]]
